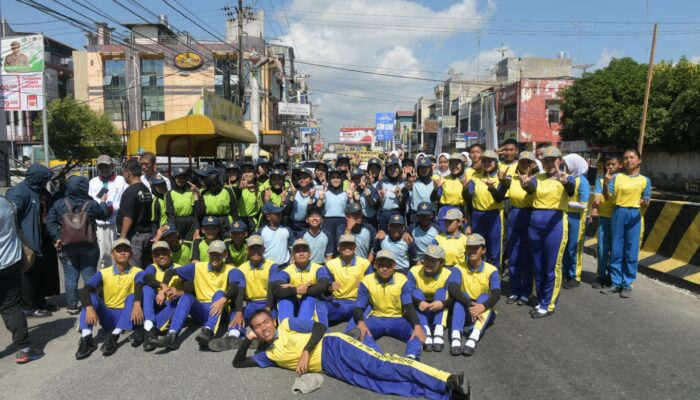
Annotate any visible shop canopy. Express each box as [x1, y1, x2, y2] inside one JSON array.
[[127, 114, 256, 158]]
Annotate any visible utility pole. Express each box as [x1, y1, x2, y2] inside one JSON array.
[[639, 23, 658, 157]]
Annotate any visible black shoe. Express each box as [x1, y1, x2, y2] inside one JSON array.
[[516, 296, 529, 306], [76, 335, 97, 360], [130, 326, 145, 347], [143, 329, 158, 352], [563, 278, 579, 289], [43, 303, 60, 312], [531, 310, 553, 319], [26, 309, 52, 318], [591, 279, 604, 289], [208, 336, 243, 352], [422, 342, 433, 352], [195, 328, 214, 348], [15, 347, 45, 364], [150, 331, 179, 350], [462, 339, 476, 356], [619, 288, 632, 298], [506, 295, 518, 304], [450, 340, 462, 356], [66, 305, 81, 315], [447, 372, 465, 395], [601, 286, 622, 295], [432, 337, 445, 352], [101, 333, 120, 356]]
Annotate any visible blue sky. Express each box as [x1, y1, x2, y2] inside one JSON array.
[[3, 0, 699, 144]]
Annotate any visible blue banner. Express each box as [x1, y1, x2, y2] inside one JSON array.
[[375, 112, 394, 142]]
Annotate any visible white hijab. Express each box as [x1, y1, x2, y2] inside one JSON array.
[[437, 152, 451, 176], [563, 154, 589, 177], [460, 152, 472, 168]]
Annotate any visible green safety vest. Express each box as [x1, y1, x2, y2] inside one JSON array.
[[152, 197, 167, 227], [172, 241, 193, 266], [168, 190, 194, 217], [238, 188, 262, 217], [228, 242, 248, 266]]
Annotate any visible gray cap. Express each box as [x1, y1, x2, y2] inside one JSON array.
[[443, 208, 463, 220], [207, 240, 227, 254], [519, 151, 536, 162], [542, 146, 562, 158], [151, 241, 171, 251], [466, 233, 486, 246], [246, 235, 264, 247], [112, 238, 131, 250], [449, 152, 463, 161], [375, 249, 396, 262], [338, 234, 356, 245], [424, 244, 446, 260], [96, 155, 113, 166], [482, 150, 499, 160], [292, 373, 324, 394], [292, 238, 310, 249]]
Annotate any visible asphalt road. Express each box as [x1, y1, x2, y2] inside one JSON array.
[[1, 255, 698, 400]]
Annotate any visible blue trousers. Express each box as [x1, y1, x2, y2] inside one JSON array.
[[596, 217, 612, 281], [505, 207, 533, 298], [609, 207, 643, 290], [142, 286, 179, 331], [59, 244, 99, 308], [450, 293, 495, 334], [321, 333, 452, 400], [169, 291, 227, 333], [528, 209, 567, 312], [277, 295, 318, 322], [345, 315, 422, 358], [322, 216, 346, 250], [378, 209, 400, 233], [417, 309, 447, 331], [563, 211, 587, 281], [437, 205, 462, 233], [317, 299, 355, 327], [472, 209, 504, 269], [79, 293, 135, 332]]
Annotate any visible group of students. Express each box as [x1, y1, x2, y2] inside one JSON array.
[[67, 143, 651, 400]]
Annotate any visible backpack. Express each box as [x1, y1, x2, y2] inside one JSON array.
[[60, 199, 95, 246]]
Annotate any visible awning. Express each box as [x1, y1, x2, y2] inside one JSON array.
[[128, 114, 256, 157], [244, 145, 270, 158]]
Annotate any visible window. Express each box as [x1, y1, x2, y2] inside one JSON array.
[[140, 58, 164, 121], [547, 101, 561, 123], [215, 59, 249, 103], [503, 104, 517, 125], [103, 59, 126, 120]]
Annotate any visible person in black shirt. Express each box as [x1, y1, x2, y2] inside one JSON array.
[[118, 158, 153, 267]]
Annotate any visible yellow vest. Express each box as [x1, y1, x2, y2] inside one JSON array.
[[439, 176, 465, 205], [531, 174, 569, 211], [238, 259, 276, 302], [433, 233, 467, 268], [611, 173, 650, 208], [457, 261, 498, 301], [507, 176, 533, 209], [470, 171, 503, 211]]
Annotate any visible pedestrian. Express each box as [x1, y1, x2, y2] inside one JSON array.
[[191, 216, 225, 262], [153, 224, 193, 266], [256, 159, 272, 189], [521, 146, 575, 318], [590, 155, 621, 289], [257, 202, 294, 267], [433, 153, 467, 232], [370, 214, 419, 274], [0, 196, 44, 363], [601, 149, 651, 298], [226, 220, 249, 266], [347, 167, 380, 228], [467, 143, 484, 180], [408, 202, 441, 260], [433, 209, 468, 269], [46, 176, 112, 315], [6, 163, 56, 317], [262, 168, 290, 207], [498, 139, 520, 177], [117, 158, 153, 267], [297, 207, 334, 265], [562, 153, 591, 289], [234, 161, 262, 232], [313, 162, 329, 188], [149, 176, 169, 233], [89, 155, 127, 268], [165, 166, 198, 240], [139, 152, 171, 191]]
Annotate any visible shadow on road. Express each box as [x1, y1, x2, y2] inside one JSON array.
[[0, 317, 77, 359]]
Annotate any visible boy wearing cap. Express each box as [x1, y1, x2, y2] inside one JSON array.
[[257, 202, 294, 266], [336, 202, 377, 259], [433, 209, 468, 269], [135, 241, 184, 351], [272, 239, 330, 321], [376, 157, 406, 232], [317, 234, 373, 327], [191, 216, 225, 263], [226, 220, 249, 266], [433, 153, 468, 232], [408, 244, 459, 353], [408, 202, 441, 260], [450, 234, 500, 356], [165, 166, 197, 240], [89, 155, 128, 269], [75, 239, 144, 360], [256, 159, 272, 189], [148, 240, 239, 350], [347, 249, 426, 360], [298, 207, 334, 264], [284, 166, 319, 236], [154, 224, 193, 265], [370, 214, 419, 273]]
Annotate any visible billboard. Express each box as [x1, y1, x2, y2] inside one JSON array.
[[339, 128, 374, 144], [1, 35, 44, 74], [197, 89, 244, 125], [375, 112, 394, 142], [0, 35, 45, 111], [0, 73, 44, 110], [278, 102, 311, 116]]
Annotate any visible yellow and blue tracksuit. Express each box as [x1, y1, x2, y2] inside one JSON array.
[[345, 272, 422, 358], [273, 262, 330, 321], [165, 186, 197, 240], [408, 266, 459, 330], [467, 170, 507, 269], [318, 256, 373, 326], [250, 318, 454, 400], [166, 261, 237, 334], [594, 177, 616, 281], [505, 175, 534, 299], [563, 175, 590, 282], [451, 261, 499, 334], [500, 161, 518, 177], [608, 173, 651, 289], [435, 174, 466, 232], [79, 265, 143, 333], [229, 259, 279, 333], [432, 232, 467, 268], [137, 263, 182, 331], [524, 173, 575, 312], [191, 238, 231, 262]]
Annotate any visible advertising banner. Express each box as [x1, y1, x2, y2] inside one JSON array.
[[0, 73, 44, 110], [0, 35, 45, 111], [423, 119, 438, 133], [197, 89, 245, 125], [339, 128, 374, 144], [1, 35, 44, 74], [375, 112, 394, 142], [278, 102, 311, 116]]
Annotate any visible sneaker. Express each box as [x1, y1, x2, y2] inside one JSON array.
[[432, 336, 445, 352], [76, 335, 97, 360], [450, 339, 462, 356], [446, 372, 465, 395], [208, 336, 243, 352], [150, 331, 179, 350], [531, 309, 552, 319], [43, 304, 59, 312], [26, 309, 52, 318], [516, 296, 529, 306], [462, 339, 476, 356], [15, 347, 44, 364], [143, 329, 158, 352], [101, 333, 120, 356], [130, 326, 145, 347], [506, 295, 518, 304], [591, 279, 604, 289], [619, 288, 632, 298], [563, 279, 580, 289], [405, 354, 418, 360], [601, 286, 622, 295], [195, 328, 214, 348], [66, 305, 81, 315]]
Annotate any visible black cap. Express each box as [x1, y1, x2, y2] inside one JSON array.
[[225, 162, 240, 171], [228, 220, 248, 233], [256, 159, 271, 167], [368, 157, 382, 167], [351, 167, 364, 177], [345, 202, 362, 214], [415, 202, 434, 216], [194, 165, 218, 177], [386, 157, 400, 167], [417, 158, 431, 168], [337, 154, 350, 162], [270, 168, 285, 177], [262, 201, 284, 214], [171, 166, 188, 177], [328, 168, 343, 177], [402, 158, 415, 166], [315, 162, 329, 171], [240, 161, 255, 170], [274, 158, 288, 168]]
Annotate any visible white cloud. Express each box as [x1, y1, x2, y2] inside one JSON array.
[[593, 49, 625, 71], [277, 0, 494, 144], [690, 56, 700, 64]]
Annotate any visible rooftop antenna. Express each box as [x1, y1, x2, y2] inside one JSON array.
[[573, 63, 594, 77], [496, 44, 510, 60]]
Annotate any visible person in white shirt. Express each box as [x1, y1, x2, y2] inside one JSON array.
[[88, 155, 128, 268], [139, 152, 171, 190]]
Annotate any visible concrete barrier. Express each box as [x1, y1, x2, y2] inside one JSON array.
[[584, 199, 700, 293]]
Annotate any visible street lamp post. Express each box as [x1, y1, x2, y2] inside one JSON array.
[[249, 51, 263, 161]]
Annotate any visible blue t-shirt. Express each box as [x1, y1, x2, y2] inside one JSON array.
[[300, 229, 334, 264], [377, 179, 405, 211], [257, 225, 293, 265], [359, 186, 380, 218], [289, 191, 318, 222], [410, 180, 435, 212], [335, 222, 377, 259], [408, 222, 440, 259], [323, 189, 347, 218], [373, 235, 419, 272]]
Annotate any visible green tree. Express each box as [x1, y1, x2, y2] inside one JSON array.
[[33, 98, 122, 174]]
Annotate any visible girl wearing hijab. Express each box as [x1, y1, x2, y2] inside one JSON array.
[[46, 176, 111, 314], [406, 157, 435, 223], [562, 154, 591, 289], [318, 169, 350, 247], [234, 162, 262, 233], [165, 167, 197, 240], [376, 158, 406, 232], [435, 153, 450, 177], [433, 154, 468, 232], [601, 149, 651, 298], [193, 166, 238, 229]]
